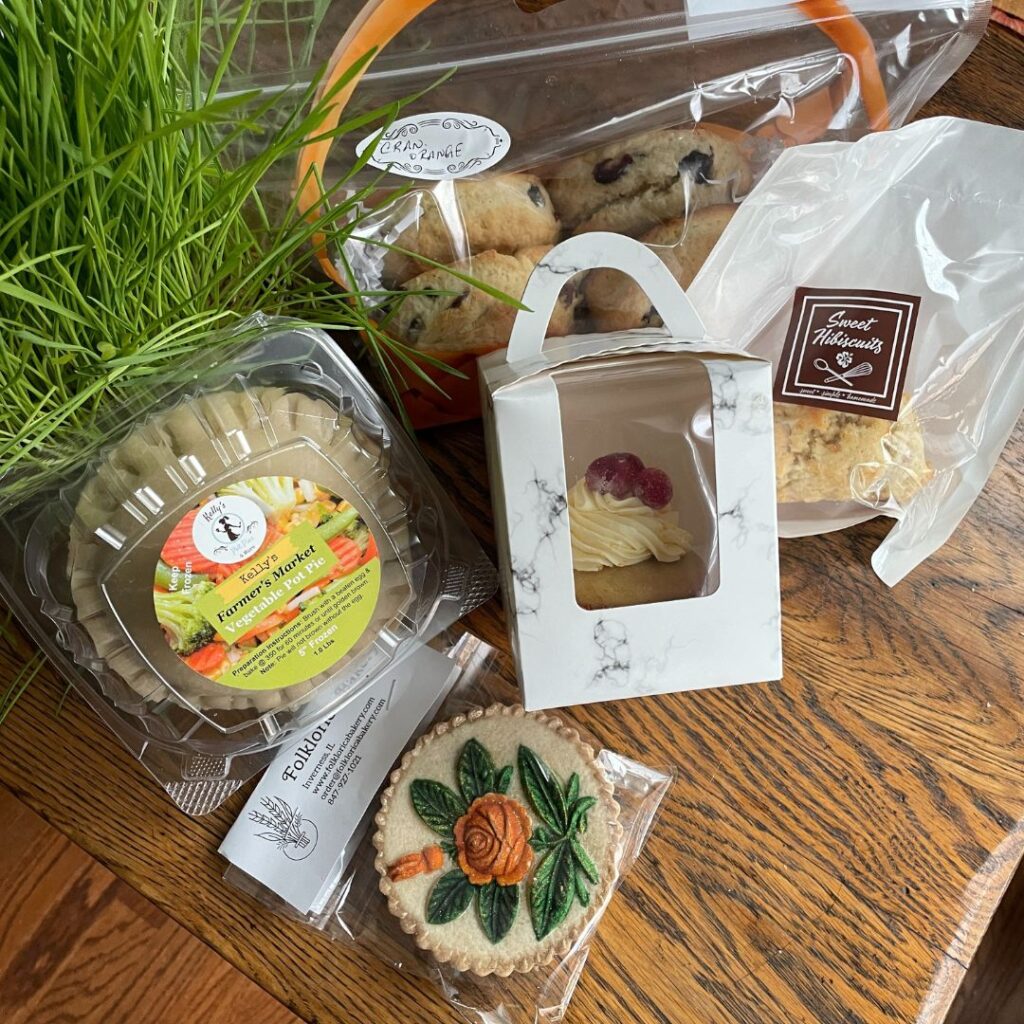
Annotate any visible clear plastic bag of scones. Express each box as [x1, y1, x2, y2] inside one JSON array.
[[0, 316, 496, 814], [223, 634, 673, 1024], [687, 117, 1024, 585], [192, 0, 986, 425]]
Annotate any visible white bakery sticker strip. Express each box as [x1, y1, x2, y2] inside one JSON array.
[[219, 644, 460, 914], [356, 112, 511, 181]]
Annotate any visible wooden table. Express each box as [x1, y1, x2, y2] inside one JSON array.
[[2, 21, 1024, 1024]]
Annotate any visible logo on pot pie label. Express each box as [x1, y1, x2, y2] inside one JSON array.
[[774, 287, 921, 421], [192, 494, 267, 564], [356, 112, 511, 181]]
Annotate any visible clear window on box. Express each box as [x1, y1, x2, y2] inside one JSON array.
[[553, 351, 720, 610]]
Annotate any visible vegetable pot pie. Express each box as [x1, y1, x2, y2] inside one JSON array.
[[68, 387, 412, 714]]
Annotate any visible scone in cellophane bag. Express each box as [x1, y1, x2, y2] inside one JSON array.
[[687, 117, 1024, 585], [195, 0, 987, 426], [222, 633, 672, 1024], [0, 316, 496, 814]]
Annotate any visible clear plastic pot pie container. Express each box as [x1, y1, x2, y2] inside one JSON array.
[[0, 317, 496, 812]]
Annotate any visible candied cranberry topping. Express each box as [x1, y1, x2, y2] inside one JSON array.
[[678, 149, 713, 184], [585, 452, 645, 500], [634, 468, 673, 509], [585, 452, 675, 508], [593, 154, 634, 184], [527, 184, 546, 207]]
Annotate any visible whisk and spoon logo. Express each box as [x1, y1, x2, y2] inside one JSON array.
[[813, 355, 872, 387]]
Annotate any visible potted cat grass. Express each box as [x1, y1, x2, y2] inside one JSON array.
[[374, 704, 622, 975]]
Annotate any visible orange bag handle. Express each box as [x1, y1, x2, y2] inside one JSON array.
[[296, 0, 438, 287], [761, 0, 890, 144], [295, 0, 891, 287]]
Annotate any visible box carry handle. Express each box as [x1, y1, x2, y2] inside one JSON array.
[[504, 232, 706, 365]]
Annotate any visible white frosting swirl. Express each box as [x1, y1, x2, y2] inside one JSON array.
[[567, 479, 691, 572]]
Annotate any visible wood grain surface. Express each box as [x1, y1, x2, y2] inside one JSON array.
[[0, 785, 301, 1024], [1, 21, 1023, 1024]]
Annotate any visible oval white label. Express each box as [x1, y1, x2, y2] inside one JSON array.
[[356, 112, 511, 181]]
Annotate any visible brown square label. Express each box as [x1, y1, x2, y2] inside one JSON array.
[[774, 287, 920, 421]]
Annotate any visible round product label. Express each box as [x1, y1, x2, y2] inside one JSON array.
[[154, 476, 381, 690], [191, 493, 267, 564]]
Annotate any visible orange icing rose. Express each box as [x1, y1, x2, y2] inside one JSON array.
[[453, 794, 533, 886]]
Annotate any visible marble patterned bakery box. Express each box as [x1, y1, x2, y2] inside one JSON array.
[[481, 233, 782, 709]]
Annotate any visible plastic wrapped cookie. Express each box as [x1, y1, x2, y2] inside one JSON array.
[[374, 704, 623, 976], [68, 385, 413, 715]]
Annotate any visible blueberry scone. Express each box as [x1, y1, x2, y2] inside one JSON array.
[[774, 401, 932, 506], [584, 205, 736, 333], [544, 126, 753, 238], [382, 174, 560, 285], [388, 247, 581, 353]]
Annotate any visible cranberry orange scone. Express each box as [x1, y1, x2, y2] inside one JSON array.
[[585, 206, 737, 333], [388, 248, 581, 353], [381, 174, 560, 286], [375, 704, 622, 976], [545, 126, 753, 238]]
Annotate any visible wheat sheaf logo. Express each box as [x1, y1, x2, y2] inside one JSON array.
[[249, 796, 319, 861]]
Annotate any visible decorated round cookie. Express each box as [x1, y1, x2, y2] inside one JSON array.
[[374, 704, 622, 976]]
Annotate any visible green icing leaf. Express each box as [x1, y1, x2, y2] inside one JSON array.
[[518, 745, 568, 833], [478, 881, 520, 944], [565, 772, 580, 805], [426, 869, 475, 925], [457, 738, 496, 803], [574, 869, 591, 907], [568, 795, 597, 835], [571, 837, 599, 884], [494, 764, 514, 795], [529, 826, 557, 852], [440, 838, 458, 860], [530, 840, 576, 939], [411, 779, 467, 836]]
